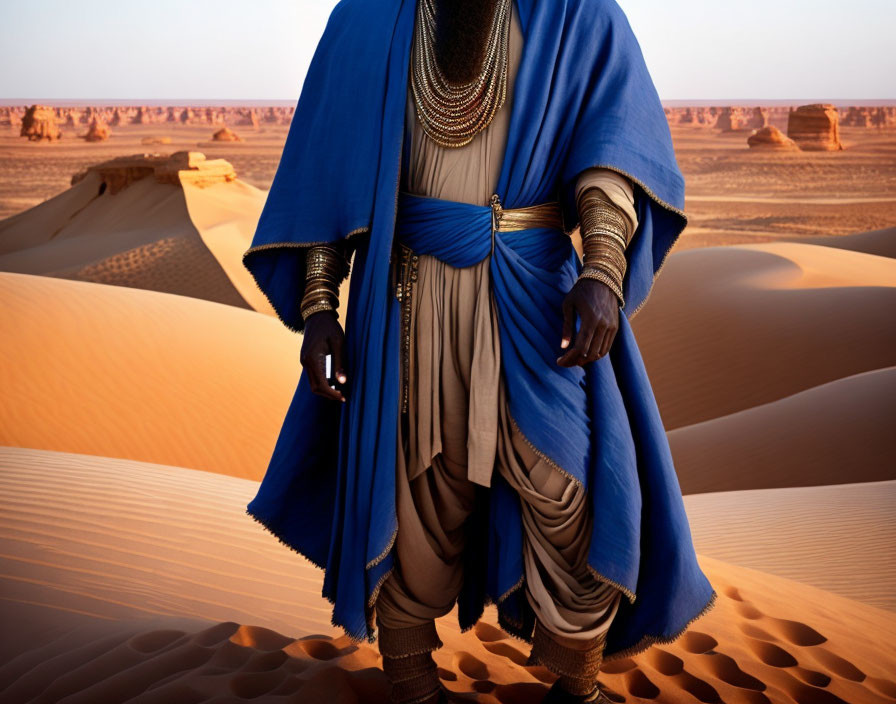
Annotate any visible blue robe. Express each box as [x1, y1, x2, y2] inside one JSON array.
[[242, 0, 717, 659]]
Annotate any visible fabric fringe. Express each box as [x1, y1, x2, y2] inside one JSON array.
[[603, 587, 719, 662]]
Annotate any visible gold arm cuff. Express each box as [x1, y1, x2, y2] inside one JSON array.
[[301, 300, 337, 322], [578, 266, 625, 306]]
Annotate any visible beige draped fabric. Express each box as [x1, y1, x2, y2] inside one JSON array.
[[375, 0, 637, 644]]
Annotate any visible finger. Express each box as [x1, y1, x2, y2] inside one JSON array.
[[588, 327, 608, 364], [560, 298, 574, 349], [331, 335, 347, 385], [310, 352, 344, 402], [599, 325, 616, 358], [557, 314, 594, 367]]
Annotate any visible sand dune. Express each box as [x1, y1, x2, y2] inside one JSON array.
[[633, 241, 896, 429], [669, 367, 896, 494], [684, 480, 896, 611], [797, 225, 896, 259], [0, 153, 274, 314], [0, 272, 299, 479], [2, 445, 895, 703]]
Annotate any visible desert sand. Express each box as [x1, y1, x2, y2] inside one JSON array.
[[683, 479, 896, 610], [2, 445, 895, 704], [631, 240, 896, 429], [0, 272, 298, 479], [1, 108, 895, 701]]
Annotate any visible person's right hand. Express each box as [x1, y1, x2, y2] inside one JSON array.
[[300, 310, 347, 402]]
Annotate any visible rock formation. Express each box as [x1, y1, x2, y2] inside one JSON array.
[[20, 105, 61, 141], [131, 107, 154, 125], [787, 104, 843, 151], [82, 118, 111, 142], [238, 109, 260, 129], [747, 125, 799, 150], [212, 127, 242, 142], [716, 107, 767, 131], [70, 151, 238, 194]]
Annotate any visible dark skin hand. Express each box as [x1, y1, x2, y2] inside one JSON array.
[[301, 310, 348, 402], [557, 278, 620, 366]]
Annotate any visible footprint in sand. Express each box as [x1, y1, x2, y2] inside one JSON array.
[[492, 681, 552, 703], [792, 666, 831, 688], [763, 617, 826, 647], [744, 637, 798, 667], [735, 600, 764, 620], [438, 667, 458, 681], [241, 649, 289, 673], [644, 648, 684, 676], [678, 631, 719, 655], [624, 669, 660, 699], [290, 637, 343, 661], [702, 651, 766, 691], [672, 669, 724, 703], [738, 621, 779, 642], [473, 622, 507, 643], [483, 641, 529, 666], [809, 647, 865, 682], [722, 585, 745, 601], [454, 650, 490, 680]]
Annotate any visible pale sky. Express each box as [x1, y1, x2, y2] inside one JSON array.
[[1, 0, 893, 101]]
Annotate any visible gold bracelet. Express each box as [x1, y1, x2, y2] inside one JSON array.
[[300, 244, 350, 318], [577, 188, 632, 304], [578, 266, 625, 306], [579, 189, 632, 242], [301, 300, 337, 321]]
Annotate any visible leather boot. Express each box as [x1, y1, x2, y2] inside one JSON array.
[[378, 619, 445, 704], [528, 621, 610, 703]]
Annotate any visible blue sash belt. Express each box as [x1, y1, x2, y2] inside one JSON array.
[[393, 189, 593, 488]]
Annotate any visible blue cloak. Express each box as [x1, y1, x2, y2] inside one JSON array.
[[242, 0, 717, 659]]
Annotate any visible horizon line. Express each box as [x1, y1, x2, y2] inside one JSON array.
[[3, 98, 896, 107]]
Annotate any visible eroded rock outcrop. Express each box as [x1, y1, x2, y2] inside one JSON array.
[[20, 105, 61, 141], [787, 104, 843, 151], [212, 127, 242, 142], [82, 118, 111, 142], [747, 125, 799, 150], [70, 151, 237, 194]]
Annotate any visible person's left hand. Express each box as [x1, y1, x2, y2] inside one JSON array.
[[556, 278, 620, 367]]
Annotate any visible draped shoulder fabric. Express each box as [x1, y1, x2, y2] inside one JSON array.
[[243, 0, 716, 658]]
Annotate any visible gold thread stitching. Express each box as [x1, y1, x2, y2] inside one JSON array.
[[603, 588, 718, 661], [366, 525, 398, 571]]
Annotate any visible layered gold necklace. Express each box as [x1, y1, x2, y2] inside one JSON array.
[[410, 0, 511, 148]]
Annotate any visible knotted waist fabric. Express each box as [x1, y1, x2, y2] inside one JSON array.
[[394, 190, 593, 488]]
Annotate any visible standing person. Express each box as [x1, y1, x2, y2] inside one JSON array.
[[243, 0, 716, 702]]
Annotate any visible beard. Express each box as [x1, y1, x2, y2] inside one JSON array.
[[433, 0, 500, 84]]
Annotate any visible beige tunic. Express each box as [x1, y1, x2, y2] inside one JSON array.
[[376, 0, 635, 644]]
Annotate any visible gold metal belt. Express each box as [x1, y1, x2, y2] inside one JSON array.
[[489, 193, 565, 233]]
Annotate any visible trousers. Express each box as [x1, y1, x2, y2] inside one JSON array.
[[375, 251, 622, 647]]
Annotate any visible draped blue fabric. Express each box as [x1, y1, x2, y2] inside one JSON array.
[[243, 0, 716, 658]]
